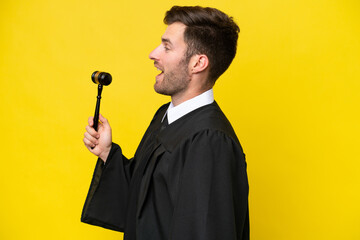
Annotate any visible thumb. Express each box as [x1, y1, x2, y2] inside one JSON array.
[[99, 114, 109, 127]]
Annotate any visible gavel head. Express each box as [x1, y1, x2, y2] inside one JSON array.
[[92, 71, 112, 86]]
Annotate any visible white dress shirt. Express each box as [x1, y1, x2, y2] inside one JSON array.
[[163, 88, 214, 124]]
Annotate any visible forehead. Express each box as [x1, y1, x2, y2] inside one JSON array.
[[162, 22, 187, 46]]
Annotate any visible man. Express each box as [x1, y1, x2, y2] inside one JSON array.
[[82, 6, 249, 240]]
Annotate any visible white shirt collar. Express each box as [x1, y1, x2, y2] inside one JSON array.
[[163, 88, 214, 124]]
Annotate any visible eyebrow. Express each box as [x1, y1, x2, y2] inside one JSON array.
[[161, 37, 173, 46]]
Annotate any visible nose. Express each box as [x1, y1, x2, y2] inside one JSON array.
[[149, 45, 161, 61]]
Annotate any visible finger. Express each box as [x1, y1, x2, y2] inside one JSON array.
[[88, 116, 94, 127], [83, 136, 96, 149], [86, 125, 100, 139], [84, 131, 98, 145]]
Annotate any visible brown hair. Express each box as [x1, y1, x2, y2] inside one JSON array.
[[164, 6, 240, 83]]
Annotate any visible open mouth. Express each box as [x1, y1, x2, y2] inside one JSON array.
[[156, 67, 164, 79]]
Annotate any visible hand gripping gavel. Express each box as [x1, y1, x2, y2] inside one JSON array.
[[91, 71, 112, 131]]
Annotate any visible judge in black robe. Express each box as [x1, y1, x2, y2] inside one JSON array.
[[81, 101, 249, 240]]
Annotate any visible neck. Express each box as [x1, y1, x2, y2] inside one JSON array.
[[171, 72, 213, 106]]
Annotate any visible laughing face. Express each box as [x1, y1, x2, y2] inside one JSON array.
[[149, 22, 191, 97]]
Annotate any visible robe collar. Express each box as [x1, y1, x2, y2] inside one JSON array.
[[163, 88, 214, 124]]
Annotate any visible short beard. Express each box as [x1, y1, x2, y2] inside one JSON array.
[[154, 56, 191, 96]]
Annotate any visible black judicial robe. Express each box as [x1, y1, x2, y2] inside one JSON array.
[[81, 101, 249, 240]]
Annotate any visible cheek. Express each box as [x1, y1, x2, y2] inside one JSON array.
[[166, 56, 183, 69]]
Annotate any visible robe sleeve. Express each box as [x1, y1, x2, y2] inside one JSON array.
[[81, 143, 132, 232], [170, 130, 249, 240]]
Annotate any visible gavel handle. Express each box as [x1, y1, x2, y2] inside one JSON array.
[[91, 84, 103, 149], [93, 84, 103, 131]]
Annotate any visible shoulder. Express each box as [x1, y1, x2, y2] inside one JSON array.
[[184, 101, 240, 145], [159, 102, 242, 152], [189, 128, 244, 155], [174, 128, 246, 174]]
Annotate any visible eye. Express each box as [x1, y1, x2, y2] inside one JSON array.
[[164, 45, 170, 51]]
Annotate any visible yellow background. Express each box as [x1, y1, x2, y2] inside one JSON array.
[[1, 0, 359, 239]]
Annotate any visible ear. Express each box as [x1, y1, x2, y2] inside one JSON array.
[[189, 54, 209, 74]]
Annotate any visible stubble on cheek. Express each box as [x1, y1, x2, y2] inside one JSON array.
[[153, 55, 191, 96], [154, 69, 190, 96]]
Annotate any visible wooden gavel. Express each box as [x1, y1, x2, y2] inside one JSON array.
[[91, 71, 112, 131]]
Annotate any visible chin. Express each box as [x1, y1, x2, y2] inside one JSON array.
[[154, 84, 171, 96], [154, 83, 163, 94]]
